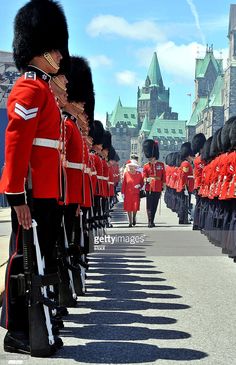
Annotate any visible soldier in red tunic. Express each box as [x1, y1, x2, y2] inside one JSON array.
[[191, 133, 206, 230], [142, 139, 166, 227], [0, 0, 68, 356], [177, 142, 194, 224]]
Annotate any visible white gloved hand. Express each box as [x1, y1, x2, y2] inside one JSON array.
[[184, 188, 189, 196], [146, 177, 151, 183], [134, 184, 141, 189]]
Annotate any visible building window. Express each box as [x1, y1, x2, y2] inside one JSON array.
[[124, 114, 128, 118], [164, 129, 168, 133], [131, 114, 135, 118], [171, 129, 176, 133], [179, 129, 183, 134], [157, 128, 161, 133]]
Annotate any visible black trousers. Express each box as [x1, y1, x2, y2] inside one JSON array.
[[146, 191, 161, 223], [1, 198, 60, 332]]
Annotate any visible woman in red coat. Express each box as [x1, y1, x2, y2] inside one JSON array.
[[121, 161, 143, 227]]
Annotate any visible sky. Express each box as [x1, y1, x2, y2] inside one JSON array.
[[0, 0, 233, 124]]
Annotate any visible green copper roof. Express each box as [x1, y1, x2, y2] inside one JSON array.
[[147, 52, 163, 86], [209, 75, 224, 107], [195, 51, 223, 78], [148, 117, 186, 139], [186, 97, 208, 126], [140, 114, 150, 132], [109, 98, 137, 127]]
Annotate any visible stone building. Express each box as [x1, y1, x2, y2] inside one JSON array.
[[107, 52, 186, 165], [186, 45, 224, 141]]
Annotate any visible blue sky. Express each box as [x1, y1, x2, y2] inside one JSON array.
[[0, 0, 233, 123]]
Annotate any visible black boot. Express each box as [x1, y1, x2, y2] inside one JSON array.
[[4, 331, 30, 355]]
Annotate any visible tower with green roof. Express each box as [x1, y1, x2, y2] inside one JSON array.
[[137, 52, 178, 127], [186, 45, 224, 140]]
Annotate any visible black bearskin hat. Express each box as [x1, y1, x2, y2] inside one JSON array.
[[91, 120, 104, 145], [108, 146, 116, 161], [143, 139, 159, 159], [201, 136, 213, 163], [216, 127, 223, 152], [221, 116, 236, 152], [210, 128, 222, 158], [180, 142, 194, 160], [13, 0, 68, 71], [191, 133, 206, 155], [102, 130, 112, 150], [67, 56, 95, 124], [229, 119, 236, 149], [165, 153, 172, 166], [114, 153, 120, 162]]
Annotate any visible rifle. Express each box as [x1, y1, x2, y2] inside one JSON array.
[[23, 220, 58, 357]]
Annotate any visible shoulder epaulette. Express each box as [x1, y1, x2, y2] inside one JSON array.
[[24, 71, 37, 81]]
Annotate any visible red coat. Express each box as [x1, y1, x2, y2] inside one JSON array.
[[0, 67, 61, 205], [193, 156, 206, 190], [101, 158, 109, 197], [63, 113, 83, 205], [121, 171, 143, 211], [93, 153, 103, 196], [81, 138, 92, 207], [108, 165, 115, 197], [177, 160, 194, 193], [89, 151, 97, 195], [143, 161, 165, 192]]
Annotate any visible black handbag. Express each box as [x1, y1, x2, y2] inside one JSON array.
[[139, 189, 146, 199]]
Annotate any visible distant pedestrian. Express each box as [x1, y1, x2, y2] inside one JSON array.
[[121, 160, 143, 227]]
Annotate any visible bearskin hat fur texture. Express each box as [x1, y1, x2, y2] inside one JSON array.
[[108, 146, 116, 161], [180, 142, 194, 160], [210, 128, 222, 158], [91, 120, 104, 145], [191, 133, 206, 155], [66, 56, 95, 124], [13, 0, 68, 71], [221, 117, 236, 152], [229, 119, 236, 149], [201, 136, 213, 163], [143, 139, 159, 159], [102, 130, 112, 150]]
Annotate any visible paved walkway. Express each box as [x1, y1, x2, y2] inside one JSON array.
[[0, 198, 236, 364]]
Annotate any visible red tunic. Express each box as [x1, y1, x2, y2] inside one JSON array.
[[219, 152, 236, 200], [0, 68, 61, 205], [193, 156, 206, 190], [142, 161, 166, 192], [81, 138, 92, 207], [93, 153, 103, 196], [63, 114, 83, 205], [101, 158, 109, 198], [108, 165, 115, 197], [177, 160, 194, 193], [89, 151, 97, 195], [121, 171, 143, 212]]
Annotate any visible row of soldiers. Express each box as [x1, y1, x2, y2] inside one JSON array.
[[165, 116, 236, 259], [0, 0, 119, 357]]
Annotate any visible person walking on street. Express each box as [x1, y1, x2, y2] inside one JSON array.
[[121, 160, 143, 227]]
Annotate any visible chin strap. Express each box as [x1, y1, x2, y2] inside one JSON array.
[[43, 52, 59, 71]]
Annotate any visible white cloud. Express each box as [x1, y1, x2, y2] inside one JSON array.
[[186, 0, 206, 44], [88, 54, 112, 69], [136, 42, 228, 83], [115, 70, 138, 86], [94, 112, 106, 126], [87, 15, 165, 42]]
